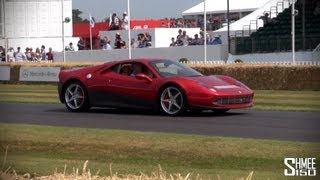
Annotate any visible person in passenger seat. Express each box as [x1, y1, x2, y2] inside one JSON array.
[[120, 65, 132, 76]]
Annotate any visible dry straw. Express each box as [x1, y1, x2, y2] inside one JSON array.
[[1, 148, 255, 180]]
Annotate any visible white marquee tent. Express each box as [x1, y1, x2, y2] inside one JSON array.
[[182, 0, 270, 16]]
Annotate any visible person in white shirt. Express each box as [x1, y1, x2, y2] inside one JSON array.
[[14, 47, 26, 62], [7, 47, 15, 62], [121, 12, 129, 30]]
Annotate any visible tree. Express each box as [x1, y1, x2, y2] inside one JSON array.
[[72, 9, 87, 23]]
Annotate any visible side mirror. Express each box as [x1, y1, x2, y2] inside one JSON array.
[[135, 73, 152, 82]]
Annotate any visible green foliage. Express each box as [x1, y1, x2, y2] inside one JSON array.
[[72, 9, 87, 23], [1, 123, 319, 179], [179, 58, 189, 64], [234, 59, 243, 63]]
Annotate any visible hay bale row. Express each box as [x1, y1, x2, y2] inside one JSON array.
[[191, 64, 320, 90]]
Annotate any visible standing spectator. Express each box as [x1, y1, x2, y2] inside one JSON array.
[[14, 47, 26, 62], [190, 34, 202, 45], [95, 35, 102, 49], [41, 45, 46, 60], [77, 37, 85, 50], [131, 38, 138, 48], [121, 12, 129, 30], [259, 13, 271, 26], [114, 32, 126, 49], [197, 15, 204, 28], [180, 30, 189, 46], [66, 42, 75, 51], [34, 47, 41, 61], [25, 47, 33, 61], [208, 34, 215, 45], [109, 13, 120, 30], [169, 37, 176, 47], [176, 36, 184, 46], [137, 33, 145, 48], [47, 47, 54, 61], [212, 35, 222, 45], [213, 16, 222, 30], [199, 31, 205, 45], [176, 29, 182, 40], [105, 37, 113, 50], [144, 32, 152, 47], [0, 46, 5, 62], [100, 36, 106, 49], [176, 19, 183, 28], [7, 47, 15, 62]]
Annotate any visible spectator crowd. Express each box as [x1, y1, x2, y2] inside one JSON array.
[[0, 12, 227, 61], [0, 45, 54, 63], [77, 31, 153, 51], [169, 29, 222, 47]]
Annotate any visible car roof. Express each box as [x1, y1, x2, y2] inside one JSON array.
[[105, 58, 168, 65]]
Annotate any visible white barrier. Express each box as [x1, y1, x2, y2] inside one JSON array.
[[0, 66, 10, 81], [19, 67, 60, 82]]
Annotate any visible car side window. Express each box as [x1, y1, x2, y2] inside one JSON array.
[[111, 64, 121, 73], [119, 64, 133, 76], [117, 63, 154, 78]]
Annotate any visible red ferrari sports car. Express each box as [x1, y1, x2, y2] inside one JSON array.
[[58, 59, 253, 115]]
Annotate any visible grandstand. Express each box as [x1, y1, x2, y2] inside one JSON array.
[[231, 0, 320, 55]]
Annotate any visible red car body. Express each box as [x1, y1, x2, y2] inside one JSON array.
[[58, 59, 253, 115]]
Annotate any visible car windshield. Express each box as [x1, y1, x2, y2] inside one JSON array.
[[150, 59, 203, 77]]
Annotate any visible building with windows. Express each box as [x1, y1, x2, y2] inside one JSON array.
[[0, 0, 78, 52]]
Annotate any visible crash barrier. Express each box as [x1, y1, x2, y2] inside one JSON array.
[[52, 45, 229, 62], [0, 66, 10, 81], [0, 63, 319, 90]]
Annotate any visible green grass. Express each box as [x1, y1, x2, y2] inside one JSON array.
[[0, 84, 319, 111], [0, 123, 319, 179]]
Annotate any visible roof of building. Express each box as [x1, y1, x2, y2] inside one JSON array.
[[182, 0, 270, 16]]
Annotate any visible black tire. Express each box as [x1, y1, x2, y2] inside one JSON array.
[[159, 86, 186, 115], [63, 81, 90, 112]]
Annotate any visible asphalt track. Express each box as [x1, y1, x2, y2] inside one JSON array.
[[0, 103, 319, 142]]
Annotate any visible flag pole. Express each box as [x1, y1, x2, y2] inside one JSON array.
[[89, 14, 93, 50], [204, 0, 207, 64], [2, 0, 7, 62], [127, 0, 131, 59], [90, 17, 92, 50], [61, 0, 65, 62], [291, 0, 295, 64]]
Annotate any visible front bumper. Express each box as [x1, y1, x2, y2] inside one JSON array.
[[188, 94, 254, 110]]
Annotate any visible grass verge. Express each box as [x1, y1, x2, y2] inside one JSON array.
[[0, 123, 319, 179], [0, 84, 319, 111]]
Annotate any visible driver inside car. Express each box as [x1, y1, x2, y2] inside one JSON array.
[[130, 63, 142, 76]]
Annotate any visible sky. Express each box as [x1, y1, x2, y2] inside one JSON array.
[[73, 0, 203, 21]]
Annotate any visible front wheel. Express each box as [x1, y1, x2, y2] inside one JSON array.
[[63, 82, 90, 112], [159, 86, 186, 115]]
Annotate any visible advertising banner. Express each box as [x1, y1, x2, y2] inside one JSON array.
[[19, 67, 60, 82], [0, 66, 10, 81]]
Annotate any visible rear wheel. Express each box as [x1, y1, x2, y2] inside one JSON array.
[[159, 86, 186, 115], [64, 82, 90, 112]]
